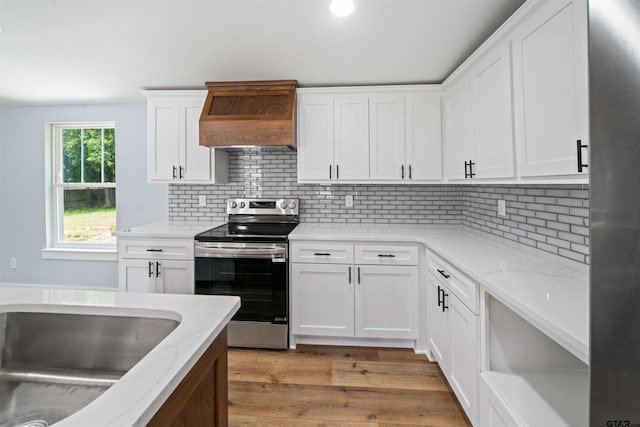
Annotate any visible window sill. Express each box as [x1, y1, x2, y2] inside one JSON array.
[[41, 248, 118, 262]]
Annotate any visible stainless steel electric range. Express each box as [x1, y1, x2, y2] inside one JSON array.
[[194, 198, 299, 349]]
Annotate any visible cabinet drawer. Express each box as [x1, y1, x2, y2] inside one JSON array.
[[118, 238, 194, 260], [355, 244, 419, 266], [428, 252, 479, 314], [291, 243, 354, 264]]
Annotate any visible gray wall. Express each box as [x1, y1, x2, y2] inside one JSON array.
[[0, 104, 167, 287], [168, 149, 591, 264]]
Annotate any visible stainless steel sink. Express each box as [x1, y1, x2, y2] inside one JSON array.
[[0, 312, 179, 427]]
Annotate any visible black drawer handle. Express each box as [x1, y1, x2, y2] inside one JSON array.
[[437, 285, 443, 307], [146, 249, 163, 252], [437, 269, 450, 279], [378, 254, 396, 258], [156, 261, 161, 278], [442, 292, 449, 312], [148, 261, 153, 278], [314, 252, 331, 256]]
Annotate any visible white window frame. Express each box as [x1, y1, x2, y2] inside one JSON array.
[[43, 122, 117, 261]]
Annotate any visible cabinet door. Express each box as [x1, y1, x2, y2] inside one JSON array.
[[355, 265, 419, 339], [297, 95, 335, 182], [449, 293, 479, 425], [147, 98, 180, 182], [427, 272, 450, 373], [405, 93, 443, 181], [119, 259, 157, 293], [291, 263, 354, 337], [158, 260, 194, 294], [334, 95, 370, 181], [444, 80, 474, 181], [180, 95, 214, 183], [511, 0, 588, 178], [470, 42, 515, 179], [369, 94, 406, 181]]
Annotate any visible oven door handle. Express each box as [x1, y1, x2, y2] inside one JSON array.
[[195, 246, 287, 259]]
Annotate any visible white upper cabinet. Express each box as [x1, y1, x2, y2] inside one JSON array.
[[297, 87, 442, 184], [334, 96, 370, 181], [297, 93, 369, 182], [145, 90, 228, 184], [469, 41, 515, 179], [370, 92, 442, 182], [444, 80, 474, 181], [511, 0, 588, 179], [369, 94, 406, 181], [297, 95, 335, 181], [405, 93, 443, 181], [445, 41, 515, 181]]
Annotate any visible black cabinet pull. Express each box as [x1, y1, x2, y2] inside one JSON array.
[[156, 262, 161, 277], [172, 166, 177, 179], [437, 269, 450, 279], [378, 254, 396, 258], [408, 165, 412, 179], [146, 248, 163, 252], [469, 160, 476, 178], [336, 164, 339, 180], [148, 261, 153, 278], [357, 267, 361, 284], [437, 285, 443, 307], [348, 266, 352, 284], [577, 140, 588, 172], [329, 165, 332, 179], [179, 166, 184, 179], [442, 292, 449, 312], [401, 164, 405, 179], [314, 252, 331, 256], [464, 161, 470, 178]]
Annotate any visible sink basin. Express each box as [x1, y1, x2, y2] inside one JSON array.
[[0, 312, 179, 427]]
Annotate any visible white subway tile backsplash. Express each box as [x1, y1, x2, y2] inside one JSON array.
[[168, 149, 590, 264]]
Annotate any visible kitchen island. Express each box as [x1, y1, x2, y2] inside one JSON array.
[[0, 286, 239, 426]]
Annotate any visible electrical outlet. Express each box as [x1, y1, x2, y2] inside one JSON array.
[[345, 194, 354, 208], [9, 258, 16, 269], [498, 199, 506, 216], [198, 195, 207, 207]]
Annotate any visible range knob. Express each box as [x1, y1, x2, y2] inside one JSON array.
[[230, 201, 238, 209], [280, 201, 288, 209], [238, 201, 246, 208], [290, 202, 297, 209]]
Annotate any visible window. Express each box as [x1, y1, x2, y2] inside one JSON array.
[[45, 123, 117, 254]]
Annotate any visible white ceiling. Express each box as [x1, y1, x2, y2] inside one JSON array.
[[0, 0, 525, 106]]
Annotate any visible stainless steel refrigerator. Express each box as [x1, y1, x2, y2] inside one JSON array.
[[590, 0, 640, 424]]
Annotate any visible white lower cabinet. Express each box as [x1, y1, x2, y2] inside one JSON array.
[[427, 259, 479, 426], [291, 263, 354, 337], [291, 242, 419, 342], [356, 265, 419, 339], [118, 237, 194, 294], [119, 259, 193, 294]]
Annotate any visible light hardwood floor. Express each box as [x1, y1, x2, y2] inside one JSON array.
[[228, 345, 471, 426]]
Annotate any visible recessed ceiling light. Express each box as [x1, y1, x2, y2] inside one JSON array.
[[330, 0, 355, 17]]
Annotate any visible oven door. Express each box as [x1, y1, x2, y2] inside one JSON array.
[[194, 243, 288, 324]]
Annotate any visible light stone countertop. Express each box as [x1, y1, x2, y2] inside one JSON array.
[[114, 221, 224, 239], [0, 286, 240, 426], [289, 223, 590, 364]]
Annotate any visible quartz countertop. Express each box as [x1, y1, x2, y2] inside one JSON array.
[[290, 223, 589, 364], [114, 221, 224, 239], [0, 286, 239, 426]]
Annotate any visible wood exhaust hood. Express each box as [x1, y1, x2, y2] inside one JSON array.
[[199, 80, 297, 150]]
